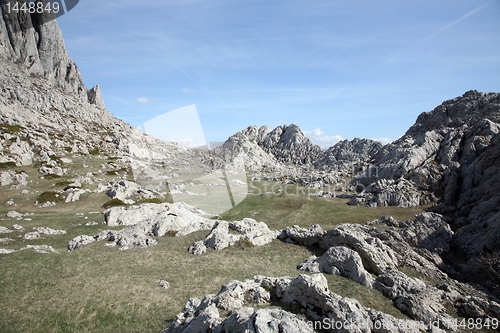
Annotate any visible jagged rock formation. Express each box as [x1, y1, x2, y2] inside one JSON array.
[[315, 138, 382, 170], [213, 124, 323, 171], [1, 2, 88, 101], [298, 245, 375, 287], [164, 274, 419, 333], [70, 203, 279, 252], [287, 216, 499, 330], [349, 91, 500, 262]]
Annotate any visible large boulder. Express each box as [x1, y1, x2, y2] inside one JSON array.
[[189, 218, 280, 255], [298, 246, 375, 287]]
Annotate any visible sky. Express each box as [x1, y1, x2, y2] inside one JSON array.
[[57, 0, 500, 148]]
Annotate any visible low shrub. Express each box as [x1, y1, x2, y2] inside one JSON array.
[[102, 198, 127, 209], [36, 191, 65, 204]]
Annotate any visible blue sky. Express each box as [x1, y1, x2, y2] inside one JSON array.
[[57, 0, 500, 147]]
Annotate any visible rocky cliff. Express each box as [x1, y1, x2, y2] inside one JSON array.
[[349, 91, 500, 275], [0, 1, 99, 104]]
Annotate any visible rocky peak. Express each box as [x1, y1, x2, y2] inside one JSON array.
[[315, 138, 382, 169], [221, 124, 323, 166], [406, 90, 500, 136]]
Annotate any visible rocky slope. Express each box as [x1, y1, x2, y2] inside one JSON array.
[[349, 91, 500, 253]]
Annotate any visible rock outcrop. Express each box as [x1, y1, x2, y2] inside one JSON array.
[[351, 91, 500, 208], [213, 124, 323, 170], [345, 90, 500, 285], [285, 216, 500, 330], [71, 203, 279, 252], [188, 218, 280, 255], [164, 274, 419, 333], [1, 1, 88, 100], [315, 138, 382, 170], [298, 245, 375, 287]]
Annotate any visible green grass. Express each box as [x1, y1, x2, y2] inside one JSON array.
[[220, 182, 428, 231], [0, 122, 24, 134]]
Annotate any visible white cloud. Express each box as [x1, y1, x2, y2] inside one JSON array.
[[371, 137, 393, 145], [304, 128, 343, 148], [136, 97, 150, 103], [182, 88, 196, 93]]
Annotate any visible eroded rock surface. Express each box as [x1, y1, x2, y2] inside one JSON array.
[[164, 274, 418, 333], [188, 218, 280, 255]]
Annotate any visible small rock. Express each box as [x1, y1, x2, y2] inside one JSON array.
[[155, 280, 170, 289], [0, 226, 13, 234], [68, 235, 96, 251], [24, 232, 41, 240], [22, 245, 58, 254], [5, 210, 24, 219], [0, 238, 13, 244]]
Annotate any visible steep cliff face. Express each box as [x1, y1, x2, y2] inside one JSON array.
[[0, 1, 101, 106], [0, 6, 202, 173]]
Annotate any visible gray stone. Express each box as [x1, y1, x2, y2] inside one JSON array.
[[299, 246, 375, 287], [163, 274, 417, 333], [87, 85, 105, 109], [68, 235, 96, 251]]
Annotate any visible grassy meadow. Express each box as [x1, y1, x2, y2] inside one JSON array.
[[0, 162, 433, 332]]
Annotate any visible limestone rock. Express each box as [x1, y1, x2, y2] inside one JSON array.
[[6, 211, 23, 219], [315, 138, 382, 170], [87, 85, 105, 109], [155, 280, 170, 289], [288, 220, 449, 280], [298, 246, 375, 287], [400, 213, 453, 254], [74, 202, 218, 250], [64, 188, 86, 202], [164, 274, 417, 333], [281, 224, 324, 245], [104, 202, 212, 228], [68, 235, 96, 251], [189, 218, 279, 255], [0, 171, 28, 187], [21, 244, 58, 254], [0, 226, 13, 234], [188, 240, 206, 256], [374, 270, 456, 331]]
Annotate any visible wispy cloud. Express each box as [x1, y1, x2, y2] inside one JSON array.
[[136, 97, 150, 103], [429, 2, 492, 38], [182, 88, 196, 93], [371, 137, 393, 145], [304, 128, 343, 148]]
